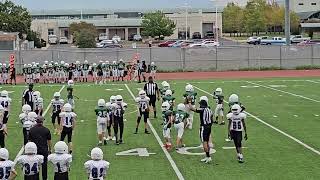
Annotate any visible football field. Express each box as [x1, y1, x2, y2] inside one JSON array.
[[4, 77, 320, 180]]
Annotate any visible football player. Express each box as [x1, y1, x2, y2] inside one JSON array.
[[227, 104, 248, 163], [51, 92, 65, 135], [2, 64, 8, 84], [19, 104, 32, 145], [106, 96, 116, 141], [162, 90, 175, 110], [84, 147, 110, 180], [82, 60, 90, 82], [91, 63, 97, 84], [76, 61, 83, 82], [48, 64, 55, 84], [48, 141, 72, 180], [26, 64, 33, 84], [0, 148, 17, 179], [134, 90, 150, 134], [161, 102, 173, 150], [33, 91, 43, 116], [159, 81, 172, 97], [95, 99, 109, 146], [105, 61, 111, 83], [67, 80, 75, 110], [42, 63, 48, 84], [213, 88, 225, 125], [149, 62, 157, 80], [118, 59, 125, 81], [16, 142, 44, 180], [183, 84, 197, 129], [96, 61, 104, 84], [174, 103, 189, 150], [228, 94, 246, 113], [0, 105, 7, 148], [113, 95, 127, 145], [111, 61, 118, 82], [60, 103, 77, 154], [0, 90, 11, 124], [23, 64, 28, 83]]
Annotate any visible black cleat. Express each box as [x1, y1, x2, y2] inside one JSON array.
[[103, 139, 107, 145], [213, 121, 218, 124], [145, 130, 150, 134], [134, 131, 138, 134], [98, 142, 103, 146], [116, 141, 120, 145], [119, 139, 123, 144]]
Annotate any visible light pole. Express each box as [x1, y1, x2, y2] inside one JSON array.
[[181, 3, 191, 41], [285, 0, 290, 45], [210, 0, 220, 42]]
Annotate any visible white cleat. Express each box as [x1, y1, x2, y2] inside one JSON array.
[[112, 136, 116, 141], [200, 157, 208, 162], [205, 157, 212, 164]]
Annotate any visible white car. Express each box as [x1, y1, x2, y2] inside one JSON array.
[[59, 37, 68, 44], [189, 41, 220, 48], [96, 40, 117, 48], [48, 35, 58, 44], [98, 33, 108, 42], [112, 35, 121, 43]]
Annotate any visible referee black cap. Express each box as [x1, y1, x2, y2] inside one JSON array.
[[199, 100, 208, 108], [36, 116, 45, 123]]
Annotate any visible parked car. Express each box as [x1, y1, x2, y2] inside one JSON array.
[[112, 35, 121, 42], [290, 35, 311, 43], [48, 35, 58, 44], [204, 31, 215, 39], [103, 44, 123, 48], [169, 40, 185, 47], [189, 40, 220, 48], [247, 36, 260, 45], [297, 40, 320, 46], [96, 40, 116, 48], [59, 37, 68, 44], [260, 37, 286, 45], [192, 32, 202, 39], [133, 34, 142, 41], [98, 33, 108, 42], [158, 40, 176, 47]]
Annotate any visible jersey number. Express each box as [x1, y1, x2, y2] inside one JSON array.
[[0, 167, 11, 179], [65, 116, 73, 126], [232, 121, 242, 130], [175, 114, 184, 123], [92, 167, 104, 178], [24, 163, 38, 175], [98, 111, 107, 118], [0, 101, 8, 108]]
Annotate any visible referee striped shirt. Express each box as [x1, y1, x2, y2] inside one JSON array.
[[196, 107, 213, 126], [22, 89, 34, 104], [144, 82, 158, 96]]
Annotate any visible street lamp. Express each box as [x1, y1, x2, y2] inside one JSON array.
[[210, 0, 220, 42], [181, 3, 191, 41]]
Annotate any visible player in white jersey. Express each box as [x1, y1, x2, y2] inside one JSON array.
[[16, 142, 44, 180], [19, 105, 32, 145], [48, 141, 72, 180], [134, 90, 151, 134], [0, 91, 11, 125], [227, 104, 248, 163], [84, 147, 110, 180], [0, 105, 7, 148], [33, 91, 43, 116], [21, 112, 37, 146], [106, 96, 116, 141], [59, 103, 76, 154], [0, 148, 17, 179], [51, 92, 65, 135]]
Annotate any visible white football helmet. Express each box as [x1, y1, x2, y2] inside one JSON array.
[[33, 91, 41, 99], [44, 61, 48, 64], [68, 80, 74, 86], [151, 62, 155, 65], [54, 141, 68, 154], [25, 142, 37, 154], [105, 61, 110, 64], [91, 147, 103, 160], [99, 60, 103, 64], [93, 63, 97, 66], [139, 90, 146, 98], [54, 92, 60, 99], [110, 96, 116, 103], [1, 90, 8, 97], [116, 95, 123, 104], [84, 60, 88, 64], [177, 103, 185, 112], [231, 104, 241, 115], [185, 84, 194, 92], [2, 64, 6, 67], [27, 112, 38, 122], [76, 61, 80, 64], [229, 94, 239, 104], [63, 103, 72, 112], [32, 62, 36, 65], [161, 102, 170, 112], [200, 96, 209, 104], [119, 59, 123, 62], [28, 64, 32, 68], [112, 61, 116, 65], [98, 99, 106, 107], [215, 88, 222, 96], [22, 104, 32, 113], [23, 64, 27, 67], [0, 148, 9, 160], [165, 90, 172, 96], [60, 61, 65, 65], [54, 62, 58, 66], [161, 81, 168, 87]]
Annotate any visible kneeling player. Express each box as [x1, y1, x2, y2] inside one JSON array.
[[84, 147, 110, 180], [60, 103, 76, 154], [48, 141, 72, 180], [16, 142, 44, 180], [51, 92, 65, 135], [161, 102, 173, 150], [0, 148, 17, 179], [134, 90, 150, 134], [227, 104, 248, 163], [174, 103, 188, 150], [213, 88, 224, 125], [95, 99, 109, 146]]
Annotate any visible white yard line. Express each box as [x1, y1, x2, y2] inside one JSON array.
[[124, 84, 185, 180], [191, 84, 320, 156], [13, 85, 66, 165], [307, 80, 320, 84], [246, 81, 320, 103]]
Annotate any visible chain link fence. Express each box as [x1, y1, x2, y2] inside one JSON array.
[[1, 45, 320, 74]]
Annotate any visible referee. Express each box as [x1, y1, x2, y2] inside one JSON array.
[[29, 116, 52, 180], [190, 96, 213, 164], [22, 83, 34, 111], [143, 76, 160, 118]]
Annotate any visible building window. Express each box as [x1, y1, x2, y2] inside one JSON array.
[[311, 3, 316, 5], [298, 3, 304, 5], [48, 29, 54, 35]]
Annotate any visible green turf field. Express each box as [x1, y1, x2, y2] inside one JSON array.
[[4, 77, 320, 180]]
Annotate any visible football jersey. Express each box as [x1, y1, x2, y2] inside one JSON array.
[[59, 112, 77, 128], [118, 62, 125, 70], [162, 110, 173, 124], [83, 64, 90, 71], [113, 103, 127, 117], [150, 65, 157, 71], [0, 97, 11, 111], [227, 112, 246, 131], [51, 99, 64, 113], [19, 113, 28, 125], [213, 94, 224, 105], [84, 160, 110, 180], [67, 87, 73, 99], [135, 97, 150, 112], [162, 96, 175, 110], [48, 153, 72, 173], [16, 155, 44, 176], [23, 119, 35, 130], [174, 110, 189, 123], [183, 92, 197, 105], [0, 160, 15, 180], [111, 64, 118, 70], [26, 67, 33, 74], [33, 97, 43, 111]]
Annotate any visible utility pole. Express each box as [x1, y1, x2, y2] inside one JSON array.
[[285, 0, 290, 45]]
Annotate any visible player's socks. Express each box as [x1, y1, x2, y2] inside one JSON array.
[[103, 139, 107, 145], [206, 152, 210, 157], [134, 128, 138, 134], [145, 129, 150, 134], [98, 141, 102, 146]]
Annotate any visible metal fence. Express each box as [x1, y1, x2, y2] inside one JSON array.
[[1, 45, 320, 74]]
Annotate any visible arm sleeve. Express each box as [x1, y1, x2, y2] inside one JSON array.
[[143, 84, 147, 91], [155, 83, 158, 90], [195, 108, 203, 113], [47, 129, 52, 141]]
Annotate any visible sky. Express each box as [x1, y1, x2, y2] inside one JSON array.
[[10, 0, 252, 10]]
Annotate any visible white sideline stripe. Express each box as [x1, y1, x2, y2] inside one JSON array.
[[13, 85, 66, 165], [191, 84, 320, 156], [246, 81, 320, 103], [307, 80, 320, 84], [124, 84, 185, 180]]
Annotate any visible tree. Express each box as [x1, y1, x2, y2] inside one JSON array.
[[141, 11, 175, 39], [26, 30, 42, 48], [70, 22, 97, 48], [244, 0, 267, 35], [290, 11, 301, 35], [0, 0, 31, 38], [223, 3, 244, 36]]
